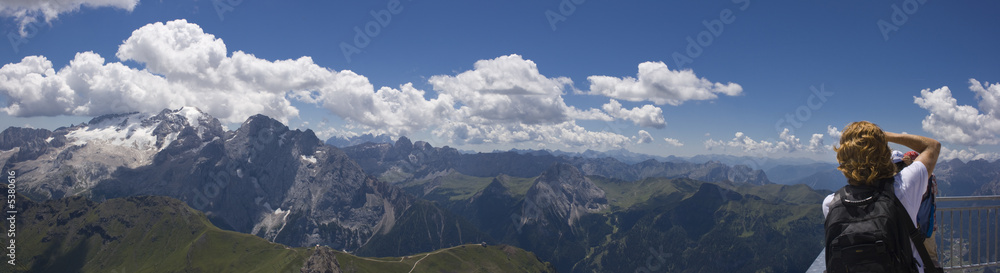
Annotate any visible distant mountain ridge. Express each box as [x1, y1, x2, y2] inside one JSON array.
[[766, 159, 1000, 194], [342, 137, 772, 186], [934, 158, 1000, 196], [325, 133, 394, 148]]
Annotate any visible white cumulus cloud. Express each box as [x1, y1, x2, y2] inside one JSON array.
[[602, 99, 665, 128], [428, 54, 607, 125], [913, 79, 1000, 146], [0, 19, 448, 135], [827, 125, 843, 139], [636, 130, 654, 144], [0, 21, 675, 150], [704, 129, 829, 155], [585, 61, 742, 106], [663, 137, 684, 147], [0, 0, 139, 36], [432, 118, 630, 149], [940, 146, 1000, 162]]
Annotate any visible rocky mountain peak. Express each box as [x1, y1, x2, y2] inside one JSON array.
[[0, 127, 66, 162], [537, 162, 588, 187], [395, 136, 413, 152], [522, 163, 607, 227]]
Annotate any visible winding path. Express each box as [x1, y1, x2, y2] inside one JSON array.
[[337, 244, 473, 272]]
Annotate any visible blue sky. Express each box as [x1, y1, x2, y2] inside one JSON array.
[[1, 0, 999, 162]]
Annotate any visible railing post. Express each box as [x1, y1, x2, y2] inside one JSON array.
[[933, 195, 1000, 271]]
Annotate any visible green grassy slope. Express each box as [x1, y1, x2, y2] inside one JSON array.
[[336, 244, 554, 273], [15, 194, 310, 273], [11, 194, 554, 273]]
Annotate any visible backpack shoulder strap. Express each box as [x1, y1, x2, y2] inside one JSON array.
[[884, 177, 943, 273]]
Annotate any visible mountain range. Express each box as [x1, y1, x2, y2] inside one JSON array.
[[2, 108, 483, 256], [3, 107, 998, 272], [340, 137, 772, 186]]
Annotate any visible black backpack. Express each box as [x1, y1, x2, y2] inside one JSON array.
[[824, 177, 938, 273]]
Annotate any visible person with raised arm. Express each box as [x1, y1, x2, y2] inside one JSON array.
[[823, 121, 942, 273]]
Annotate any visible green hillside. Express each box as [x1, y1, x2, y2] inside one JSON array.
[[336, 244, 554, 273], [14, 194, 309, 273], [10, 194, 555, 273]]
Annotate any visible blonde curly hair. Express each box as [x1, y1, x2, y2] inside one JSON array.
[[834, 121, 896, 186]]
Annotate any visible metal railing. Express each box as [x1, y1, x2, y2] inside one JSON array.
[[935, 195, 1000, 271], [807, 195, 1000, 273]]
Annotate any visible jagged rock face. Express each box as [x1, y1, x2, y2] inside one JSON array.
[[4, 107, 225, 200], [4, 108, 411, 251], [90, 113, 410, 250], [520, 163, 607, 227], [301, 247, 343, 273], [0, 127, 66, 162]]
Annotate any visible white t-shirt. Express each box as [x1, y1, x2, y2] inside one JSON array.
[[822, 161, 929, 272]]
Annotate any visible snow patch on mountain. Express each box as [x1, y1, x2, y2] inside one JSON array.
[[301, 155, 317, 164], [178, 106, 209, 137], [67, 112, 167, 150]]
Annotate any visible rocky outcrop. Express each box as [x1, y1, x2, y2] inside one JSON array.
[[0, 127, 66, 162], [520, 163, 607, 227], [300, 246, 342, 273]]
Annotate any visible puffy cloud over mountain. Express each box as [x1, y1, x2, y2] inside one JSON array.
[[0, 20, 758, 150], [913, 79, 1000, 146]]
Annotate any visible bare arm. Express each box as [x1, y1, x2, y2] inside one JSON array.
[[885, 132, 941, 174]]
